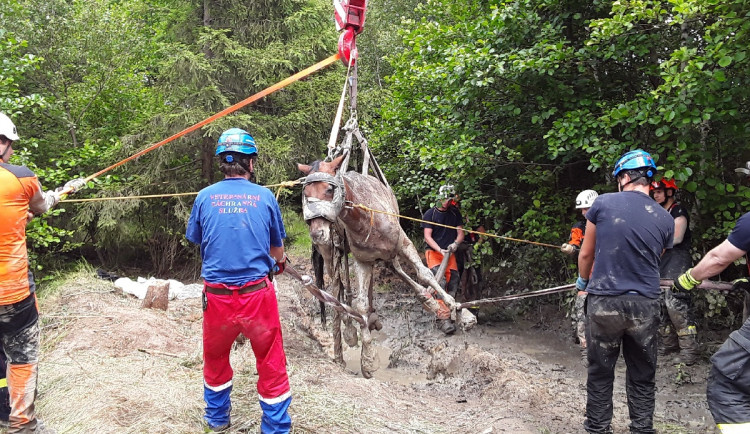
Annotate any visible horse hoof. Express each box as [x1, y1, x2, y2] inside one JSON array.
[[361, 352, 377, 378], [367, 312, 383, 331], [459, 309, 478, 331]]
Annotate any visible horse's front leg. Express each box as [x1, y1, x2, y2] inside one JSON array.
[[353, 260, 377, 378]]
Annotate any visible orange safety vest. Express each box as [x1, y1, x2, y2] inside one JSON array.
[[0, 164, 42, 304]]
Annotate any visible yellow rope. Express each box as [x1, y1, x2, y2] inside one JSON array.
[[350, 203, 560, 249], [61, 179, 303, 203], [60, 179, 556, 249], [62, 192, 197, 203]]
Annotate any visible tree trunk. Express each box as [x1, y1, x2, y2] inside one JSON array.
[[201, 135, 215, 184], [200, 0, 215, 184]]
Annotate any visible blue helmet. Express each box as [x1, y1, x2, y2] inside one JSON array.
[[216, 128, 257, 156], [612, 149, 656, 178]]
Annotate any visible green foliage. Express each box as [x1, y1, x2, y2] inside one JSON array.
[[1, 0, 343, 273], [0, 30, 44, 112], [672, 363, 692, 386], [371, 0, 750, 324], [282, 206, 313, 258], [702, 290, 729, 318]]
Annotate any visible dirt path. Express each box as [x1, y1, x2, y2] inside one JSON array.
[[30, 268, 717, 433]]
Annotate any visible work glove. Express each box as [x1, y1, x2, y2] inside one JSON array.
[[271, 255, 288, 276], [732, 278, 750, 294], [575, 276, 589, 291], [447, 242, 460, 253], [560, 243, 577, 255], [673, 268, 701, 293], [63, 178, 87, 194], [45, 190, 62, 207]]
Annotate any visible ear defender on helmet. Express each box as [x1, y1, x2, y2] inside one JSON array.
[[736, 161, 750, 177]]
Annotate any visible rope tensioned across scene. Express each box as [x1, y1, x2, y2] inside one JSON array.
[[61, 180, 304, 203], [349, 203, 561, 249], [62, 182, 559, 249]]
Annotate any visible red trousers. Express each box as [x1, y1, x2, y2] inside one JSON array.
[[203, 278, 290, 401]]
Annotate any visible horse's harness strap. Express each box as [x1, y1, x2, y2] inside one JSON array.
[[302, 171, 347, 223], [302, 171, 344, 188]]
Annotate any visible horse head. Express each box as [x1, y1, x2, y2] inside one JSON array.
[[297, 155, 347, 246]]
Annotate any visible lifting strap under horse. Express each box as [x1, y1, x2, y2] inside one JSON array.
[[326, 62, 390, 189]]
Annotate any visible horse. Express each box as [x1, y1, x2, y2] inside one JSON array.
[[298, 154, 476, 378]]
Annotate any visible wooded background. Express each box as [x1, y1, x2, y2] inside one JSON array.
[[2, 0, 749, 326]]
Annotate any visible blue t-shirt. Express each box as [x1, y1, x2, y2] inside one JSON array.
[[585, 191, 674, 299], [185, 178, 286, 286], [728, 212, 750, 252]]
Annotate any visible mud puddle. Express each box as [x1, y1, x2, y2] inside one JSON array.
[[481, 320, 715, 432], [343, 330, 429, 385], [338, 291, 716, 432]]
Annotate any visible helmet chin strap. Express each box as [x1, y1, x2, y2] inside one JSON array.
[[619, 172, 648, 192], [618, 177, 635, 192]]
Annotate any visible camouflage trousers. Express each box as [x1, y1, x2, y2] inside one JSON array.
[[573, 291, 587, 349], [659, 288, 697, 351], [0, 295, 40, 434]]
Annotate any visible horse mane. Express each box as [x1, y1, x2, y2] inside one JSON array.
[[309, 160, 322, 173]]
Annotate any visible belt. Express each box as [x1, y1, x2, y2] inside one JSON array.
[[204, 279, 267, 295]]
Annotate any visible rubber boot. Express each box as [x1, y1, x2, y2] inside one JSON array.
[[580, 347, 588, 368], [659, 324, 680, 357], [672, 328, 700, 366], [437, 319, 456, 335]]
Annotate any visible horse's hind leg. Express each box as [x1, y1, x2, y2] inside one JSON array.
[[353, 260, 377, 378], [390, 258, 451, 323], [391, 258, 435, 305], [397, 240, 458, 307], [395, 242, 477, 330]]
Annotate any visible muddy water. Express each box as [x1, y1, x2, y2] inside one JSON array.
[[342, 302, 716, 433], [343, 330, 429, 385], [471, 320, 716, 432]]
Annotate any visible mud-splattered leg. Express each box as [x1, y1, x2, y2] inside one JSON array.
[[353, 260, 376, 378]]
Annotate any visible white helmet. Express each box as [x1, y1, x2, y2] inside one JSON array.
[[439, 184, 456, 199], [575, 189, 598, 209], [0, 112, 19, 141]]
